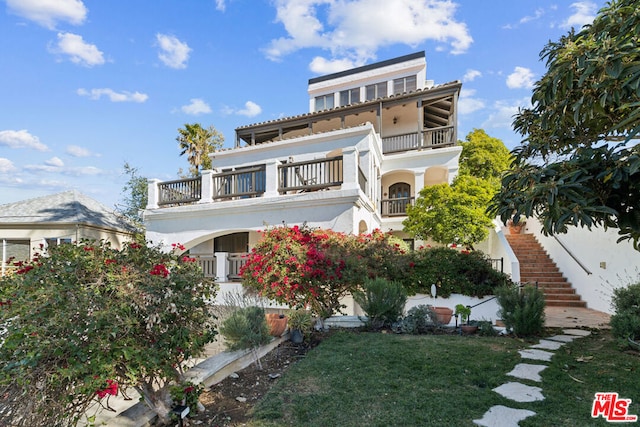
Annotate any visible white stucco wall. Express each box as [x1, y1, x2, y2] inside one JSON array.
[[525, 218, 640, 314]]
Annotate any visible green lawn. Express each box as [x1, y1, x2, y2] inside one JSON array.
[[249, 329, 640, 427]]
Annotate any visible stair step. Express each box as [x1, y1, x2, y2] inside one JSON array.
[[545, 300, 587, 307], [507, 233, 586, 309]]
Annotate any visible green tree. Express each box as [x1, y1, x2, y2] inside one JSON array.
[[0, 240, 217, 426], [459, 129, 512, 184], [404, 129, 511, 248], [116, 162, 148, 230], [177, 123, 224, 176], [489, 0, 640, 248], [404, 175, 495, 249]]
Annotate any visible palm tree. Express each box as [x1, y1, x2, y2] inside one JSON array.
[[176, 123, 224, 176]]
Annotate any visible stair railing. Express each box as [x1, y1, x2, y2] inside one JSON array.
[[552, 235, 592, 275]]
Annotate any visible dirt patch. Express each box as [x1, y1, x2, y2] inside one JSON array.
[[188, 332, 329, 426]]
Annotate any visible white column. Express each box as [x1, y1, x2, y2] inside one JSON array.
[[147, 179, 160, 209], [414, 171, 425, 195], [198, 170, 214, 204], [264, 160, 279, 197], [214, 252, 227, 282], [341, 147, 359, 190]]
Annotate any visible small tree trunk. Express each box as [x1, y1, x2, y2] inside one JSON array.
[[135, 383, 173, 424]]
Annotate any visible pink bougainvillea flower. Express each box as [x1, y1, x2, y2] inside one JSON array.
[[150, 264, 170, 278], [96, 380, 118, 399]]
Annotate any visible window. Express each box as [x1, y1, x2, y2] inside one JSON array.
[[365, 82, 387, 101], [339, 88, 360, 106], [45, 238, 72, 248], [315, 94, 334, 111], [214, 233, 249, 253], [393, 75, 417, 94], [3, 239, 30, 263]]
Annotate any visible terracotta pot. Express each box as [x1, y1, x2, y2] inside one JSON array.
[[265, 313, 288, 337], [433, 307, 453, 325]]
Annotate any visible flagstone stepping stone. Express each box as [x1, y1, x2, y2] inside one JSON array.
[[507, 363, 548, 382], [563, 329, 591, 337], [546, 334, 577, 343], [531, 339, 565, 350], [519, 348, 554, 362], [473, 405, 537, 427], [493, 382, 545, 402]]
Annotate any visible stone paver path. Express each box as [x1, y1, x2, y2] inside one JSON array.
[[473, 329, 591, 426]]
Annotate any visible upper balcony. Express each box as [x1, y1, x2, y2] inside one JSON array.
[[234, 81, 461, 154]]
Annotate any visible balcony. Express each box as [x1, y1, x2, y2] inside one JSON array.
[[195, 252, 247, 282], [148, 154, 357, 208], [382, 126, 454, 154], [381, 197, 415, 217]]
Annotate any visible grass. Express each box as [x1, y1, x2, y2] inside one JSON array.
[[248, 329, 640, 427]]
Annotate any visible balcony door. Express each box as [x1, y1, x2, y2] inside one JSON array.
[[389, 182, 411, 215]]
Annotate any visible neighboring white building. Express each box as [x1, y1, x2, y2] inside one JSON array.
[[144, 51, 462, 283], [0, 190, 136, 275]]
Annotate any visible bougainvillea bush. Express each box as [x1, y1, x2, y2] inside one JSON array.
[[240, 225, 408, 319], [0, 240, 217, 427]]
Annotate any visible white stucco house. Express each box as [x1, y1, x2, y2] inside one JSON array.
[[143, 51, 638, 316], [144, 51, 462, 284]]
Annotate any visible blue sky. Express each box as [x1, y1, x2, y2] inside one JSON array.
[[0, 0, 605, 209]]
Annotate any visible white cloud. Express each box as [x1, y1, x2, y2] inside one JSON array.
[[462, 69, 481, 82], [215, 0, 226, 11], [6, 0, 87, 30], [482, 97, 532, 130], [222, 101, 263, 118], [561, 2, 597, 30], [51, 32, 105, 67], [519, 8, 545, 24], [458, 89, 485, 115], [0, 158, 18, 174], [0, 129, 48, 151], [24, 161, 103, 176], [264, 0, 472, 64], [66, 145, 94, 157], [156, 34, 191, 69], [45, 157, 64, 167], [77, 88, 148, 102], [506, 66, 535, 89], [237, 101, 262, 117], [181, 98, 212, 115], [309, 56, 358, 74]]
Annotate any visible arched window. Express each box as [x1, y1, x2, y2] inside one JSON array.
[[388, 182, 411, 215]]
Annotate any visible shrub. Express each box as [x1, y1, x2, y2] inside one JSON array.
[[496, 284, 546, 337], [610, 282, 640, 344], [0, 239, 217, 426], [220, 305, 271, 352], [394, 305, 438, 334], [405, 247, 511, 298], [353, 277, 407, 329]]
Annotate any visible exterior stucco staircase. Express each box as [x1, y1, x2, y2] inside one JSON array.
[[505, 233, 587, 308]]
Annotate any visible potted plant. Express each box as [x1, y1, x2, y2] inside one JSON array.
[[432, 306, 453, 325], [455, 304, 478, 334], [506, 217, 526, 234], [265, 312, 288, 337], [287, 309, 313, 343]]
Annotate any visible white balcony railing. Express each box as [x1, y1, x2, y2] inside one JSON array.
[[147, 149, 361, 209]]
